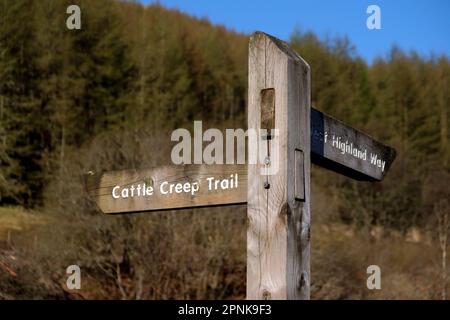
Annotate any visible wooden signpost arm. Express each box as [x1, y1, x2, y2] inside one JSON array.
[[247, 32, 311, 300], [310, 108, 396, 181], [85, 164, 247, 214]]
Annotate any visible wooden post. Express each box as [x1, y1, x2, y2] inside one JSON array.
[[247, 32, 311, 299]]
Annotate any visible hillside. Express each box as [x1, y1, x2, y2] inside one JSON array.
[[0, 0, 449, 299]]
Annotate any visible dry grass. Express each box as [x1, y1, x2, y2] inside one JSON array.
[[0, 206, 47, 242], [311, 223, 444, 299], [0, 206, 447, 299]]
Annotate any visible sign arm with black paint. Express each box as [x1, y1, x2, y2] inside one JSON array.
[[310, 107, 396, 181]]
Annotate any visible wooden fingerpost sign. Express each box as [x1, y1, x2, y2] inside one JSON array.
[[86, 31, 396, 300], [247, 32, 311, 299]]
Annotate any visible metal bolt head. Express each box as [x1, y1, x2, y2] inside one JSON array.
[[264, 182, 270, 189], [264, 157, 271, 165]]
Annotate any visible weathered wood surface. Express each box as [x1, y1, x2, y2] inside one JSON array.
[[86, 164, 247, 214], [311, 108, 396, 181], [247, 31, 311, 300]]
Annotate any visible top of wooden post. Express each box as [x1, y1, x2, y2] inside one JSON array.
[[250, 31, 310, 68]]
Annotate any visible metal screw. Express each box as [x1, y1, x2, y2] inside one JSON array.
[[264, 181, 270, 189], [264, 157, 271, 165]]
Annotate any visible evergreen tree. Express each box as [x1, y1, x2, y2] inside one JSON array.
[[0, 0, 45, 205]]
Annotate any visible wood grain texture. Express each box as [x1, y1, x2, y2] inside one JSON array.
[[247, 32, 311, 300], [86, 164, 247, 214]]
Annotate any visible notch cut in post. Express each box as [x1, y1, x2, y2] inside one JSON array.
[[261, 88, 275, 140], [294, 149, 305, 201]]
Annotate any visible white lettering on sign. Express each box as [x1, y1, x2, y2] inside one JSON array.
[[206, 174, 238, 190], [369, 153, 386, 172], [326, 132, 386, 172], [112, 183, 154, 199], [330, 134, 367, 160], [160, 181, 199, 195], [111, 174, 239, 199]]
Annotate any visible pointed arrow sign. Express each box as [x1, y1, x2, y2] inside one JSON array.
[[310, 107, 396, 181]]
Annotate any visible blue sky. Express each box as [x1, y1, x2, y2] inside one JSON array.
[[139, 0, 450, 64]]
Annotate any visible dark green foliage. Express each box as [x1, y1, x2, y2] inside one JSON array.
[[0, 0, 44, 205]]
